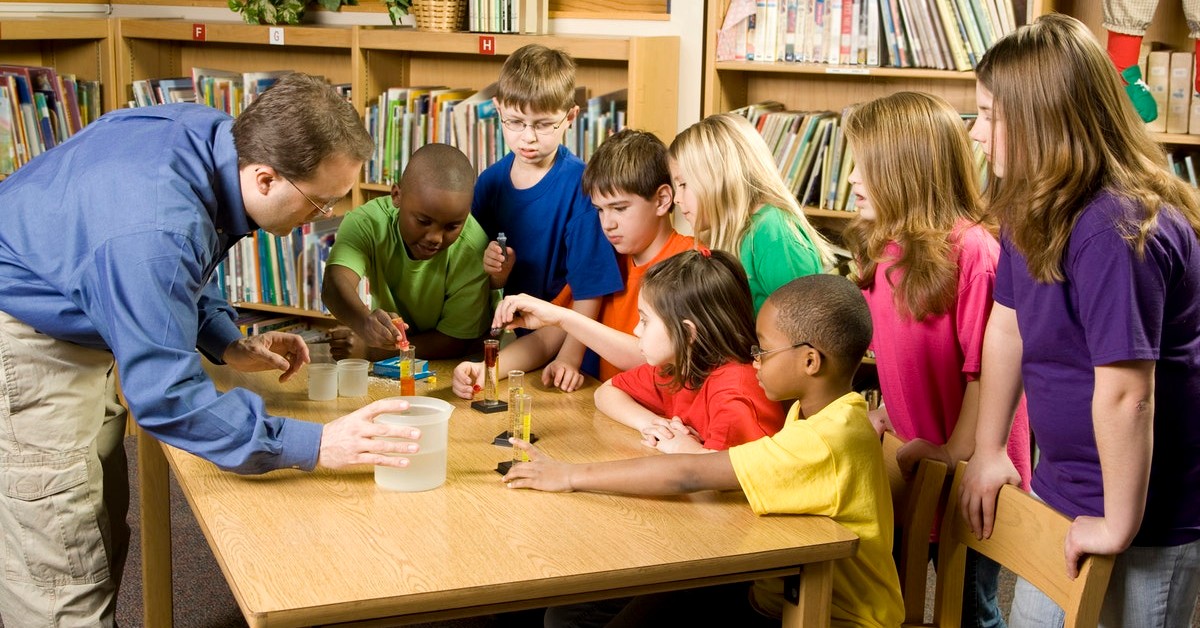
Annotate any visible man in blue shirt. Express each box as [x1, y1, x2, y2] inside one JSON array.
[[0, 73, 419, 627]]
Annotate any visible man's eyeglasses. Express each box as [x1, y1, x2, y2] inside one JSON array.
[[751, 341, 814, 362], [284, 176, 338, 217], [499, 112, 570, 136]]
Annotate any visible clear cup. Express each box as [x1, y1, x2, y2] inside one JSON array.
[[337, 358, 370, 397], [375, 396, 454, 492], [307, 363, 338, 401]]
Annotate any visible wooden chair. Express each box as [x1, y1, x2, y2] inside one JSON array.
[[916, 461, 1115, 628], [883, 431, 949, 624]]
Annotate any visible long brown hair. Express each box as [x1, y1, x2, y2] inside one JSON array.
[[976, 13, 1200, 283], [640, 249, 756, 391], [842, 91, 993, 321]]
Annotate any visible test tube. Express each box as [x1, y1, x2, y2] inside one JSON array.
[[507, 370, 524, 439], [399, 344, 416, 396], [482, 339, 500, 404], [513, 393, 532, 463]]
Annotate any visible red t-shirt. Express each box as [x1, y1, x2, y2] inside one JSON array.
[[611, 361, 786, 450], [554, 231, 695, 380]]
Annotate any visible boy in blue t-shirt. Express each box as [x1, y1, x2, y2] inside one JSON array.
[[473, 43, 623, 390]]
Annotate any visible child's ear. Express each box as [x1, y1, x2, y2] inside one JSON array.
[[680, 319, 698, 344], [654, 183, 673, 216], [390, 183, 403, 209], [801, 345, 823, 376]]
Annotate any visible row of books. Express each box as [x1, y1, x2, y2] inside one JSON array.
[[467, 0, 548, 35], [214, 220, 370, 314], [718, 0, 1021, 70], [363, 82, 628, 184], [0, 65, 102, 175], [1145, 49, 1200, 135], [1168, 150, 1200, 188], [735, 100, 986, 214]]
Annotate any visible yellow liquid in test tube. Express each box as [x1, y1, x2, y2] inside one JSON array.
[[513, 393, 532, 463]]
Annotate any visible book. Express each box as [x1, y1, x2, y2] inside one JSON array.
[[0, 85, 17, 175], [1146, 50, 1171, 133], [1166, 51, 1193, 134]]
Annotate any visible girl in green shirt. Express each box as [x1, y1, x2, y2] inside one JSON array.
[[669, 113, 834, 312]]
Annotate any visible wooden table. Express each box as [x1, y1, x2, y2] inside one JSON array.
[[138, 362, 858, 627]]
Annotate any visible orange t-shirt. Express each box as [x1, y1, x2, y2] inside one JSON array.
[[553, 231, 695, 380]]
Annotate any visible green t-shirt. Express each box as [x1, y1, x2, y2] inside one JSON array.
[[739, 204, 823, 313], [326, 196, 490, 340]]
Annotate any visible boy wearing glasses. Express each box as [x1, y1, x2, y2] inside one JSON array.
[[503, 274, 903, 627], [322, 143, 490, 360], [472, 43, 623, 392]]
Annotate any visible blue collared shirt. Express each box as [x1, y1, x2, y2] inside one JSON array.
[[0, 104, 321, 473]]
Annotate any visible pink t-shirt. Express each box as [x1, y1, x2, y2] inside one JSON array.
[[611, 361, 786, 450], [863, 222, 1031, 489]]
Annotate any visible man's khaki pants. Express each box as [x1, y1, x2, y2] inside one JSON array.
[[0, 310, 129, 627]]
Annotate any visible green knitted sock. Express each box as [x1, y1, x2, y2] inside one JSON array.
[[1121, 65, 1159, 124]]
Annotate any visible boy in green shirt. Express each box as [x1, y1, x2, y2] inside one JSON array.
[[503, 274, 902, 627], [323, 143, 490, 360]]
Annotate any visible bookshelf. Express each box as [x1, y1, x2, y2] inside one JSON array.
[[112, 18, 678, 321], [354, 28, 679, 198], [702, 0, 986, 226], [0, 17, 116, 111]]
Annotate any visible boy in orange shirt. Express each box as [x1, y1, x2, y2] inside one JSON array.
[[453, 128, 693, 395]]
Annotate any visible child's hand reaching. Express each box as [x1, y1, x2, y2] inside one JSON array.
[[483, 241, 515, 289], [501, 439, 574, 492], [492, 293, 565, 332], [452, 361, 484, 399], [542, 359, 585, 392], [641, 417, 705, 454], [357, 309, 407, 349]]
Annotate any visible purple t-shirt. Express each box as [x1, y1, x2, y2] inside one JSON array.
[[995, 190, 1200, 546]]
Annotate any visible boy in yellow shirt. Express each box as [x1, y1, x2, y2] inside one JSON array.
[[502, 273, 903, 627]]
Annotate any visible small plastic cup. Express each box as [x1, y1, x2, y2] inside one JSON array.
[[337, 358, 370, 397], [307, 363, 338, 401], [375, 396, 454, 492]]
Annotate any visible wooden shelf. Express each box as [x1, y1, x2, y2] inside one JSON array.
[[232, 302, 336, 320], [1156, 133, 1200, 146], [714, 61, 976, 81], [805, 206, 858, 220], [117, 19, 353, 48]]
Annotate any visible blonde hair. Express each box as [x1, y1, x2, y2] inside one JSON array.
[[842, 91, 994, 320], [668, 113, 834, 269], [495, 44, 577, 114], [976, 13, 1200, 283]]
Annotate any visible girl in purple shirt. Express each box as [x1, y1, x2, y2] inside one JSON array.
[[961, 14, 1200, 626]]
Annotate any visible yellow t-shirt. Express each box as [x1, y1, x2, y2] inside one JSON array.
[[729, 393, 902, 628]]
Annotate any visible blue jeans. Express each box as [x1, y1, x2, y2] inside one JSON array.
[[928, 544, 1007, 628], [1009, 539, 1200, 628]]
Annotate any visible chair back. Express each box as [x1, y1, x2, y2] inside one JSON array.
[[930, 461, 1114, 628], [883, 431, 948, 624]]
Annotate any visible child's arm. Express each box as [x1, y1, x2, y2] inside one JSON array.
[[450, 328, 566, 399], [493, 294, 644, 373], [322, 265, 403, 349], [502, 439, 741, 494], [897, 380, 979, 475], [594, 380, 668, 433], [542, 297, 601, 392]]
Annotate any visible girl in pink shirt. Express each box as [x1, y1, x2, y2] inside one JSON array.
[[841, 91, 1031, 628]]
